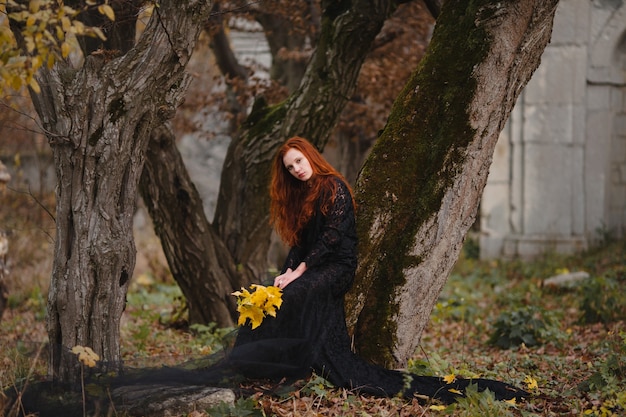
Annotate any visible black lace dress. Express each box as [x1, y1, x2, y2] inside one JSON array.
[[227, 177, 527, 403]]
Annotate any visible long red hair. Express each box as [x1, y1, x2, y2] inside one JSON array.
[[270, 136, 354, 246]]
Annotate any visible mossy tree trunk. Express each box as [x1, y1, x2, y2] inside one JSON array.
[[11, 0, 212, 384], [345, 0, 560, 368]]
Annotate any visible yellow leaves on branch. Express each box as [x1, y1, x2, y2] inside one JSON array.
[[98, 4, 115, 22], [232, 284, 283, 329], [0, 0, 114, 97], [71, 345, 100, 368]]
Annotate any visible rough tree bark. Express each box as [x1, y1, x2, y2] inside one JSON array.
[[0, 162, 9, 319], [136, 4, 251, 329], [345, 0, 560, 368], [139, 125, 239, 326], [255, 5, 310, 93], [12, 0, 212, 384], [0, 230, 8, 319]]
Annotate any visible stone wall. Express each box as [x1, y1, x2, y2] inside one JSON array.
[[480, 0, 626, 259]]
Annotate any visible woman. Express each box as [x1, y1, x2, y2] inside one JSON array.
[[230, 136, 359, 383], [230, 136, 527, 403]]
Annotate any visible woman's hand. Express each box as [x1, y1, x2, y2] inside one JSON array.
[[274, 262, 306, 289]]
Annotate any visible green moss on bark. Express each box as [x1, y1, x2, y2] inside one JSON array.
[[242, 98, 287, 141], [353, 0, 497, 366]]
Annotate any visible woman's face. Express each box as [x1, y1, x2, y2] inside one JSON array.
[[283, 148, 313, 182]]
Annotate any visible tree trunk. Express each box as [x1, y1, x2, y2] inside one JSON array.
[[345, 0, 560, 368], [139, 124, 240, 327], [20, 0, 212, 384], [0, 230, 8, 319], [256, 11, 309, 93], [0, 164, 8, 318]]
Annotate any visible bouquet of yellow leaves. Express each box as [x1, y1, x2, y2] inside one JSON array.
[[232, 284, 283, 329]]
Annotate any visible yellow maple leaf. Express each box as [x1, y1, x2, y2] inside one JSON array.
[[250, 286, 269, 306], [443, 373, 456, 384], [231, 287, 251, 298], [237, 304, 265, 329], [71, 345, 100, 368], [263, 285, 283, 315], [265, 285, 283, 305], [524, 375, 539, 390], [448, 388, 463, 395], [264, 303, 278, 317], [505, 397, 517, 405]]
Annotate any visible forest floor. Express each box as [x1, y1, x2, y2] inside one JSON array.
[[1, 188, 625, 416]]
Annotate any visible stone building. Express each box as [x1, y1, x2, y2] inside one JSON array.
[[480, 0, 626, 258]]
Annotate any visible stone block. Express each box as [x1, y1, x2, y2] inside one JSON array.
[[619, 162, 626, 184], [479, 234, 504, 259], [524, 104, 578, 144], [584, 110, 612, 235], [522, 143, 581, 236], [572, 147, 585, 234], [607, 207, 626, 238], [589, 0, 617, 42], [572, 104, 587, 145], [551, 0, 590, 45], [612, 138, 626, 165], [479, 182, 511, 259], [611, 88, 624, 110], [586, 85, 611, 111], [525, 45, 587, 105], [609, 179, 626, 207], [543, 270, 590, 288], [613, 114, 626, 135], [481, 183, 510, 231], [588, 3, 626, 84], [503, 234, 587, 259], [487, 131, 510, 183]]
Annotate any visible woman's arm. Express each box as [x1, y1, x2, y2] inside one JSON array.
[[274, 262, 307, 289]]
